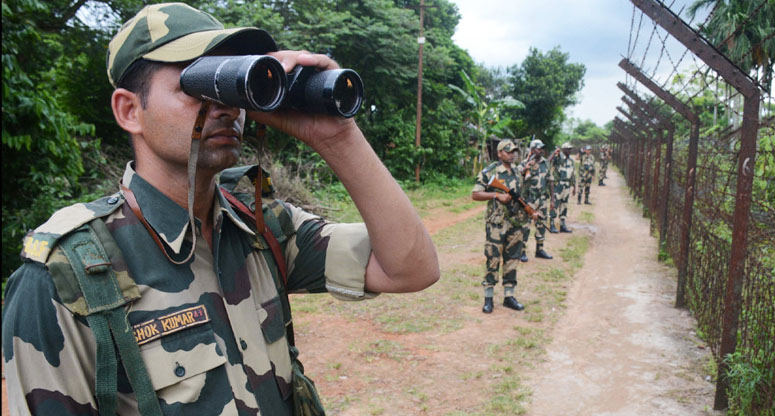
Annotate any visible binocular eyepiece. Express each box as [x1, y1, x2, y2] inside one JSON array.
[[180, 55, 364, 118]]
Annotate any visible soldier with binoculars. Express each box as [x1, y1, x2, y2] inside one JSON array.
[[2, 3, 439, 415]]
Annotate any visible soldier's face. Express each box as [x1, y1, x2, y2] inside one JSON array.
[[134, 64, 246, 175], [498, 149, 516, 163]]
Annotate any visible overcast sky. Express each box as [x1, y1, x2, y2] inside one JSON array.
[[449, 0, 704, 127]]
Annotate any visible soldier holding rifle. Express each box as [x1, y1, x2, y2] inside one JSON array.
[[548, 142, 576, 233], [578, 145, 596, 204], [598, 144, 610, 186], [517, 139, 554, 260], [472, 139, 536, 314]]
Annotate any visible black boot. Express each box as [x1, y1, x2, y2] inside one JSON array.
[[577, 195, 581, 205], [520, 251, 528, 262], [599, 180, 605, 186], [482, 297, 494, 314], [584, 197, 592, 205], [503, 296, 524, 311], [560, 223, 573, 233], [536, 248, 553, 259], [549, 222, 559, 233]]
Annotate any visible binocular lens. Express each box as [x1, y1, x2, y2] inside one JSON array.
[[290, 68, 363, 118], [247, 60, 284, 110], [332, 72, 363, 118], [180, 55, 287, 111]]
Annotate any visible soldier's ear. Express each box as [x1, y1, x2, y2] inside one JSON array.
[[112, 88, 143, 135]]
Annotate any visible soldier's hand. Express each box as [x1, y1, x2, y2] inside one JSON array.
[[531, 212, 539, 220], [495, 193, 512, 203]]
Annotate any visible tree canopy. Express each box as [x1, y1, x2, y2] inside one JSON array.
[[506, 46, 586, 147]]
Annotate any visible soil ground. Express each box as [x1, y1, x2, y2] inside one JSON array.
[[1, 168, 721, 415]]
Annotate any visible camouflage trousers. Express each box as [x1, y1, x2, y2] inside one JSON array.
[[522, 197, 548, 248], [579, 173, 593, 199], [483, 220, 525, 288], [550, 182, 572, 222], [599, 161, 608, 181]]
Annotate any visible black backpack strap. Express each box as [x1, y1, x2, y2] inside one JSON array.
[[58, 219, 162, 416]]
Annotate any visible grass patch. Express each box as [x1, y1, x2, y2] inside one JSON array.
[[579, 211, 595, 223], [559, 235, 590, 270], [479, 375, 529, 415]]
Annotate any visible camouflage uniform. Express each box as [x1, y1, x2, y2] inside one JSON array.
[[517, 156, 551, 250], [599, 148, 610, 184], [472, 162, 527, 292], [579, 152, 596, 202], [2, 162, 374, 415], [550, 152, 576, 225]]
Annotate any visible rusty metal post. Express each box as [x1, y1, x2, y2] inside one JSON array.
[[714, 91, 760, 410], [652, 129, 663, 223], [676, 120, 699, 309], [660, 126, 674, 249]]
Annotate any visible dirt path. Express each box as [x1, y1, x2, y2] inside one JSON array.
[[527, 170, 720, 415]]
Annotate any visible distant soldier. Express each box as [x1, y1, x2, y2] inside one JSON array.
[[517, 139, 554, 260], [578, 145, 595, 204], [548, 142, 576, 233], [472, 139, 531, 313], [599, 144, 610, 186]]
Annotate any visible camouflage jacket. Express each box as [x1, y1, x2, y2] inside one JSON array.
[[580, 153, 596, 177], [517, 156, 552, 203], [551, 153, 576, 186], [599, 151, 610, 165], [473, 161, 526, 226], [2, 162, 375, 415]]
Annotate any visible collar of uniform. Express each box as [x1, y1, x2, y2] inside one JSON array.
[[213, 186, 256, 236], [495, 162, 514, 173], [121, 161, 197, 255]]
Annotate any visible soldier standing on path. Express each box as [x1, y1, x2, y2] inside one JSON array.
[[517, 139, 554, 261], [598, 145, 610, 186], [578, 145, 596, 204], [472, 139, 532, 314], [548, 142, 576, 233]]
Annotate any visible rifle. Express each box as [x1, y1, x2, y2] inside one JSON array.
[[487, 176, 542, 222]]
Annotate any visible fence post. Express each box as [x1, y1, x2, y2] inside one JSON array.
[[675, 120, 699, 308], [660, 126, 674, 250], [714, 90, 760, 410]]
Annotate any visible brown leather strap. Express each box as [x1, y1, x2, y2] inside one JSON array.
[[120, 184, 177, 263], [254, 123, 267, 233], [221, 189, 287, 285]]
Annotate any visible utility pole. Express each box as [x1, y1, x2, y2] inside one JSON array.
[[409, 0, 437, 182]]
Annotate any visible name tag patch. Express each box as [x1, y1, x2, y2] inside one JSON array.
[[133, 305, 210, 345]]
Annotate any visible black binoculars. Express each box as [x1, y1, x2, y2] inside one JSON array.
[[179, 55, 364, 118]]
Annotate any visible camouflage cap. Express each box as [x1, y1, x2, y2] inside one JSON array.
[[561, 142, 573, 149], [497, 139, 517, 153], [107, 3, 278, 87]]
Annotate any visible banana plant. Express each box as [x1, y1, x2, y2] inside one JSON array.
[[449, 70, 523, 174]]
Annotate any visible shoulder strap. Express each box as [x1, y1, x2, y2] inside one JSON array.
[[221, 189, 287, 284], [58, 219, 162, 416], [221, 188, 296, 346]]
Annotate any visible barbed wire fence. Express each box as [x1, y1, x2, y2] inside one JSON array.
[[612, 0, 774, 413]]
